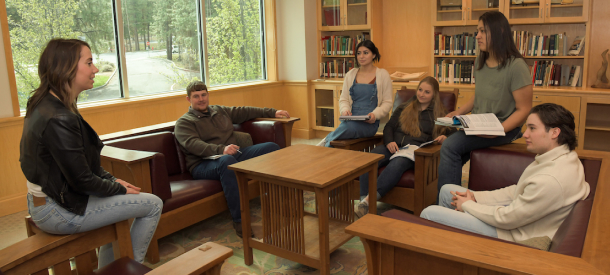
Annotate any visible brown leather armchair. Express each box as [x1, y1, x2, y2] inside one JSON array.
[[346, 144, 610, 274], [99, 118, 299, 263], [331, 87, 458, 215]]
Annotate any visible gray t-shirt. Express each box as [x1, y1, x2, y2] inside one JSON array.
[[472, 57, 531, 122]]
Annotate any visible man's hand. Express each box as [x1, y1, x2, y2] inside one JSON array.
[[386, 142, 399, 154], [364, 112, 376, 124], [275, 110, 290, 118], [450, 190, 476, 212], [223, 144, 240, 155], [117, 179, 141, 194]]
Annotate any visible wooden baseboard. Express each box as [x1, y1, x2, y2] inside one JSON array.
[[291, 128, 314, 139], [0, 194, 27, 217]]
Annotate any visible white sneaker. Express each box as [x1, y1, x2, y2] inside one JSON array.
[[316, 137, 327, 147], [355, 201, 369, 218]]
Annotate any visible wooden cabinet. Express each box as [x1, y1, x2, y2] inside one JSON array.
[[434, 0, 506, 26], [312, 84, 342, 130], [320, 0, 370, 31], [456, 90, 475, 111], [581, 97, 610, 152], [504, 0, 589, 24]]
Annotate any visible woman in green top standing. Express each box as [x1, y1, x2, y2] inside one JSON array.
[[437, 11, 533, 198]]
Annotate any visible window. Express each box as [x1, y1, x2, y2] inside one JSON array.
[[4, 0, 267, 110]]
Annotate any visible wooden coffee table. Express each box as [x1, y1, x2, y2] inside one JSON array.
[[229, 144, 383, 275]]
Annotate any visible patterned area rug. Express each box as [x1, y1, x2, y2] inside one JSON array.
[[144, 191, 394, 274], [145, 178, 469, 274]]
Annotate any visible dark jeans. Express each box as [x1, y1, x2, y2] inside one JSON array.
[[437, 127, 522, 200], [359, 145, 415, 199], [191, 142, 280, 222]]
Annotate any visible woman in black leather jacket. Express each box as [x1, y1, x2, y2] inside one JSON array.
[[19, 39, 162, 268]]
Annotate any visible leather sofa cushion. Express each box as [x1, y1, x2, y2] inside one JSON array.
[[394, 88, 457, 113], [469, 148, 535, 191], [93, 256, 152, 275], [106, 132, 182, 176], [379, 166, 415, 188], [234, 121, 286, 148], [581, 159, 601, 198], [549, 198, 593, 257], [162, 175, 224, 213]]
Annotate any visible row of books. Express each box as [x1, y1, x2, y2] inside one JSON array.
[[320, 59, 355, 78], [433, 59, 475, 84], [321, 33, 369, 56], [530, 61, 582, 87], [434, 32, 479, 56], [513, 31, 574, 57]]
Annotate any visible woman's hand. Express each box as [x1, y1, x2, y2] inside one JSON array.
[[365, 112, 376, 124], [445, 110, 460, 118], [117, 179, 141, 194], [386, 142, 399, 154], [342, 110, 352, 116], [434, 135, 447, 144]]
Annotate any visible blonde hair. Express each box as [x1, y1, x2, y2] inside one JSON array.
[[399, 76, 449, 138]]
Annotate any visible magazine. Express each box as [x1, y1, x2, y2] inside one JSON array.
[[389, 140, 436, 161], [435, 113, 505, 136]]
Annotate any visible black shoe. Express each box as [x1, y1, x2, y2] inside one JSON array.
[[233, 222, 254, 238]]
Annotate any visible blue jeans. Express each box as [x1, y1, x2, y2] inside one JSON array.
[[420, 184, 498, 237], [437, 127, 522, 198], [27, 192, 163, 268], [191, 142, 280, 223], [359, 145, 415, 200]]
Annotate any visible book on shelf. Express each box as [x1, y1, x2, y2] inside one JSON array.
[[530, 60, 567, 87], [434, 32, 478, 56], [568, 36, 585, 56], [323, 9, 341, 26], [514, 31, 569, 57], [436, 113, 505, 136], [571, 66, 582, 87], [434, 59, 474, 84], [319, 59, 355, 78]]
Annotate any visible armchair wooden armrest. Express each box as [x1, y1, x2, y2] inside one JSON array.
[[255, 117, 300, 146], [101, 146, 156, 194], [0, 220, 133, 275], [329, 133, 383, 151], [345, 214, 605, 275], [148, 242, 233, 275]]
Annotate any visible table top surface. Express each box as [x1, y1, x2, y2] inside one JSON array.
[[229, 144, 383, 188]]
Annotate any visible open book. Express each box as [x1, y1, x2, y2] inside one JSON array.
[[435, 113, 505, 136], [389, 140, 436, 161], [339, 115, 370, 121]]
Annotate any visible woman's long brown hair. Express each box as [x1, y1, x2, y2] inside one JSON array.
[[25, 39, 90, 117], [399, 76, 448, 139]]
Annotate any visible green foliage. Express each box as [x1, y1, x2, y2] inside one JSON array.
[[92, 75, 110, 88]]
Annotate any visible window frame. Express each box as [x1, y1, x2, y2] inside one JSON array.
[[0, 0, 278, 117]]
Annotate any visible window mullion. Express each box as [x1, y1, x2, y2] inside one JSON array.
[[200, 0, 210, 86], [113, 0, 130, 99]]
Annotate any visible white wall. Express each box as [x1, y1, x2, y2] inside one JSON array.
[[276, 0, 318, 81], [0, 25, 15, 118]]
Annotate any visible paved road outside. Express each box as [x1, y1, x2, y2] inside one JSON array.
[[83, 50, 200, 102]]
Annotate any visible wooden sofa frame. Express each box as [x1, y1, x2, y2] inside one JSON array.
[[345, 144, 610, 275], [98, 118, 298, 263]]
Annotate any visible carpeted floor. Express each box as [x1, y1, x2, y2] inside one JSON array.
[[145, 191, 396, 274]]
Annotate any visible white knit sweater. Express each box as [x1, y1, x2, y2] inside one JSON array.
[[462, 144, 590, 242]]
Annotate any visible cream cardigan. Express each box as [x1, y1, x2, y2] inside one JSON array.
[[339, 67, 393, 120], [462, 144, 590, 242]]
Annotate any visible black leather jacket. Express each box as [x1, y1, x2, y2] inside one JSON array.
[[20, 93, 126, 215]]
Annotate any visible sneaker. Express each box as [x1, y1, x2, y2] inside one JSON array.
[[233, 222, 254, 238], [355, 201, 369, 218], [316, 137, 327, 147]]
